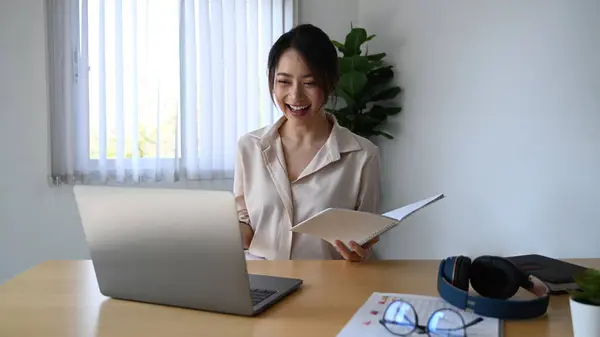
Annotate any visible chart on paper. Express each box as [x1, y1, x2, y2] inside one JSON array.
[[337, 292, 501, 337]]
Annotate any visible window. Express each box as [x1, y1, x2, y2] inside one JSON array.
[[46, 0, 295, 185]]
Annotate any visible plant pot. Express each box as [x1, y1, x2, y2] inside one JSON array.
[[570, 297, 600, 337]]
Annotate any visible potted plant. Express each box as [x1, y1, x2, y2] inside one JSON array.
[[569, 268, 600, 337], [326, 25, 402, 139]]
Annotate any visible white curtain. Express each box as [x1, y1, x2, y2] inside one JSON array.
[[46, 0, 295, 185]]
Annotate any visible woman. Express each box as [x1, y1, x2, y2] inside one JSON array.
[[233, 24, 381, 262]]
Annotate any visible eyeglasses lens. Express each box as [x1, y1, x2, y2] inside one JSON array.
[[383, 300, 417, 335], [427, 308, 466, 337]]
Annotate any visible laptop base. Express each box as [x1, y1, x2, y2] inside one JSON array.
[[248, 274, 303, 316]]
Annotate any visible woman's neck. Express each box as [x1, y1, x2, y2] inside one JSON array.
[[280, 112, 332, 147]]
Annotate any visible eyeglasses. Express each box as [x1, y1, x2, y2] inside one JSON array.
[[379, 300, 484, 336]]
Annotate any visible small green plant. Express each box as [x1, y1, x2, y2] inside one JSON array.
[[570, 268, 600, 306], [326, 24, 402, 139]]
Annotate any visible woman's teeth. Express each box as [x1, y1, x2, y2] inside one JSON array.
[[289, 104, 309, 111], [285, 104, 311, 116]]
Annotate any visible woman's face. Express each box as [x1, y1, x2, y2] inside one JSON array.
[[273, 48, 325, 124]]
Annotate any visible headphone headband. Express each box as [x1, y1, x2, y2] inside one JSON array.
[[437, 259, 550, 320]]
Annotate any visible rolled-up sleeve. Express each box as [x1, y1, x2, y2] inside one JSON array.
[[233, 141, 251, 228]]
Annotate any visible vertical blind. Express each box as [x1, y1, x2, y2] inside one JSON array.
[[46, 0, 295, 185]]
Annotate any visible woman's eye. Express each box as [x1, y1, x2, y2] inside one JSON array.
[[304, 82, 315, 86], [277, 80, 290, 84]]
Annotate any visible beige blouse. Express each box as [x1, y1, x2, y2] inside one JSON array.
[[233, 114, 381, 260]]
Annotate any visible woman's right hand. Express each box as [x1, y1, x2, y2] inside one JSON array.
[[239, 222, 254, 249]]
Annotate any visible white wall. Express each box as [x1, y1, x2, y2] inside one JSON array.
[[298, 0, 358, 42], [0, 0, 90, 284], [1, 0, 599, 284], [356, 0, 600, 259]]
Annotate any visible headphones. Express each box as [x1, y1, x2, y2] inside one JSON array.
[[437, 255, 550, 320]]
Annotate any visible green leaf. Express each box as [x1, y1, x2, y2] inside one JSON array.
[[339, 55, 370, 73], [366, 34, 376, 41], [334, 87, 356, 107], [367, 53, 386, 62], [329, 107, 358, 132], [368, 105, 402, 119], [338, 71, 368, 95], [331, 40, 346, 54], [570, 268, 600, 305], [367, 60, 384, 71], [352, 113, 381, 134], [373, 130, 394, 139], [327, 106, 352, 116], [356, 114, 381, 124], [344, 28, 368, 56], [335, 113, 353, 125], [367, 66, 394, 86], [370, 86, 402, 102]]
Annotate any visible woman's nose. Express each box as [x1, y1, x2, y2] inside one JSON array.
[[289, 84, 306, 99]]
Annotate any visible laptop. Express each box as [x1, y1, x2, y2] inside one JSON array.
[[73, 185, 303, 316]]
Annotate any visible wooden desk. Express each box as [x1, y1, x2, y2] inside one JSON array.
[[0, 259, 598, 337]]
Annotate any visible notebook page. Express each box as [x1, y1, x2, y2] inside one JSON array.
[[382, 193, 444, 221], [337, 292, 501, 337], [290, 193, 445, 247]]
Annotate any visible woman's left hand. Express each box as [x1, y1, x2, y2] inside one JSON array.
[[334, 236, 379, 262]]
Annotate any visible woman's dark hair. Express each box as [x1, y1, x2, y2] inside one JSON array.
[[267, 24, 339, 104]]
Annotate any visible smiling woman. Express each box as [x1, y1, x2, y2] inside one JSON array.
[[267, 24, 338, 124], [233, 24, 383, 262]]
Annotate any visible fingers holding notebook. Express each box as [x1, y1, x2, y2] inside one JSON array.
[[335, 236, 379, 262]]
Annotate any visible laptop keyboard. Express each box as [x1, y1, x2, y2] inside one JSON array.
[[251, 288, 277, 306]]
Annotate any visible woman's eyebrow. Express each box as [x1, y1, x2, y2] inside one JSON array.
[[276, 72, 313, 78]]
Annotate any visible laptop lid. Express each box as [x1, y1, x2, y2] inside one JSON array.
[[73, 185, 255, 315]]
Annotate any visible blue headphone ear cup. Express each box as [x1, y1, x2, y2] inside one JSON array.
[[452, 256, 471, 292], [471, 256, 521, 299], [442, 257, 458, 281]]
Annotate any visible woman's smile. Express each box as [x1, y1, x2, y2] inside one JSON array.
[[286, 104, 312, 117]]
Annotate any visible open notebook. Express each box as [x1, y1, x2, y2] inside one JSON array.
[[290, 193, 444, 249]]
